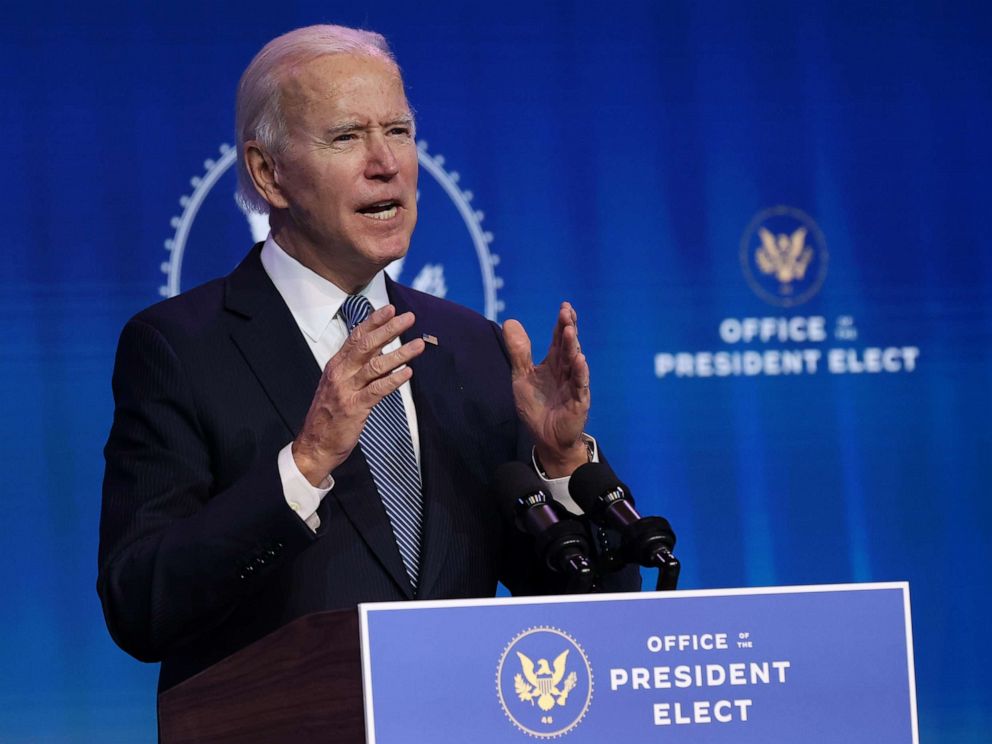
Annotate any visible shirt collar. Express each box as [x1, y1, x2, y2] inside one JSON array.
[[259, 234, 391, 342]]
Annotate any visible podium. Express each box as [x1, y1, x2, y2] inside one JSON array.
[[158, 609, 366, 743], [159, 583, 918, 743]]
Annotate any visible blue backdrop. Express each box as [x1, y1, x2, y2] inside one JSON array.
[[2, 1, 989, 741]]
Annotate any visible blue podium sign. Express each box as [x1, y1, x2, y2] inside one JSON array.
[[359, 583, 917, 743]]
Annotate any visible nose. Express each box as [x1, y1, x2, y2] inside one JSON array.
[[364, 131, 399, 180]]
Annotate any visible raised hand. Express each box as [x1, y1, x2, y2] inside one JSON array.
[[292, 305, 425, 485], [503, 302, 591, 478]]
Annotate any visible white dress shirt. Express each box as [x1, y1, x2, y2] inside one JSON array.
[[260, 235, 587, 531]]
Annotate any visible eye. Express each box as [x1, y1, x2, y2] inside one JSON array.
[[333, 132, 358, 143], [388, 125, 412, 137]]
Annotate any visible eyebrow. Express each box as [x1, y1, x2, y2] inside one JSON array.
[[386, 115, 416, 129], [324, 115, 415, 138]]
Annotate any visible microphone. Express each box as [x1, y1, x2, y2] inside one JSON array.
[[494, 461, 596, 594], [569, 462, 681, 591]]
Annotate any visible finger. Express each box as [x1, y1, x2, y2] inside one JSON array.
[[502, 319, 533, 379], [345, 310, 416, 366], [561, 321, 581, 362], [565, 302, 578, 346], [340, 304, 397, 362], [356, 303, 397, 333], [556, 321, 589, 398], [571, 352, 591, 399], [561, 302, 579, 330], [361, 365, 414, 406], [359, 337, 426, 385], [552, 319, 582, 384], [557, 301, 577, 333], [549, 302, 578, 368], [352, 309, 413, 350]]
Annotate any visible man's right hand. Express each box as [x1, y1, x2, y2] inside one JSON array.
[[292, 304, 425, 486]]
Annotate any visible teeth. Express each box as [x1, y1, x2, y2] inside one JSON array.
[[363, 205, 398, 221]]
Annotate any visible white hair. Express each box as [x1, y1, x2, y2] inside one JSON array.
[[235, 24, 398, 214]]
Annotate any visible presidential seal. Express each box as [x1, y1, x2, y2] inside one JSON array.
[[161, 140, 503, 319], [496, 626, 593, 739], [740, 205, 828, 307]]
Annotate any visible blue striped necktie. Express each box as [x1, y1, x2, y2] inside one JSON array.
[[340, 294, 424, 591]]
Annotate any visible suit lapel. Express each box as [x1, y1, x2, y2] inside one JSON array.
[[388, 279, 460, 599], [224, 245, 321, 435], [224, 247, 413, 598], [328, 454, 415, 599]]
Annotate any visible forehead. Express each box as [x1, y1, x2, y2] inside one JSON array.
[[280, 53, 409, 119]]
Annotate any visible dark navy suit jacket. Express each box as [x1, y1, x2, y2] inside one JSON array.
[[98, 245, 638, 691]]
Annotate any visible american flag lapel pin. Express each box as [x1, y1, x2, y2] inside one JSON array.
[[421, 333, 439, 346]]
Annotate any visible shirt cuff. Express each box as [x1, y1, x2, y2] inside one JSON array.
[[533, 434, 598, 515], [277, 443, 333, 532]]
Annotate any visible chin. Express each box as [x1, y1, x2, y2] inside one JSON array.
[[360, 249, 407, 279], [372, 234, 413, 263]]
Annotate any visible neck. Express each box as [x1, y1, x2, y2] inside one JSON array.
[[269, 221, 377, 295]]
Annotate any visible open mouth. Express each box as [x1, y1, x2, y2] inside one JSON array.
[[356, 200, 401, 221]]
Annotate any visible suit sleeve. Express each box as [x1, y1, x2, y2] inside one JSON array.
[[97, 318, 318, 662]]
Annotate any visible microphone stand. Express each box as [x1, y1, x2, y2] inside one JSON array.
[[536, 519, 601, 594], [617, 516, 681, 591], [655, 552, 681, 592]]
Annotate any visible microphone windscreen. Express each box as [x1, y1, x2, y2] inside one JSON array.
[[493, 461, 546, 522], [568, 461, 631, 515]]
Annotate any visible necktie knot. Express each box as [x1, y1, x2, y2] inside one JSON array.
[[340, 294, 374, 332]]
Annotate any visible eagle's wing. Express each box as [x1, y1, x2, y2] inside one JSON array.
[[517, 651, 540, 687], [759, 227, 777, 253], [756, 228, 778, 273], [789, 227, 808, 259], [551, 650, 570, 686]]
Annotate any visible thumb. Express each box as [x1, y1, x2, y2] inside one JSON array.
[[502, 319, 533, 378]]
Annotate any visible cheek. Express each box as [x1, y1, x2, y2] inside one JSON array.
[[294, 153, 357, 196], [311, 172, 358, 218], [407, 193, 418, 227], [406, 156, 420, 186]]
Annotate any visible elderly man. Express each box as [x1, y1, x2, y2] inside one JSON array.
[[98, 24, 638, 692]]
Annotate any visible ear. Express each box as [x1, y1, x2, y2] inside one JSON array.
[[244, 140, 289, 210]]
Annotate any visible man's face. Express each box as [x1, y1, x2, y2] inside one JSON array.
[[271, 53, 418, 286]]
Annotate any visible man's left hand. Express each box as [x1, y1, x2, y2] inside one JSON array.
[[503, 302, 590, 478]]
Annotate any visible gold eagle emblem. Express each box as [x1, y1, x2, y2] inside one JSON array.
[[755, 226, 813, 284], [513, 650, 578, 711]]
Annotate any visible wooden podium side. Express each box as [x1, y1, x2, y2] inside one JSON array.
[[158, 609, 364, 743]]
